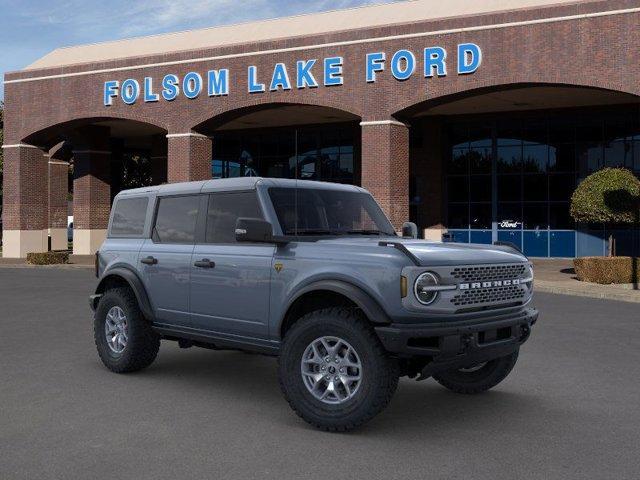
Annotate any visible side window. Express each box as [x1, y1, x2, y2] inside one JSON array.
[[153, 195, 200, 244], [110, 197, 149, 237], [205, 192, 263, 243]]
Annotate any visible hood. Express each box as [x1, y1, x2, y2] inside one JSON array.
[[315, 237, 527, 266]]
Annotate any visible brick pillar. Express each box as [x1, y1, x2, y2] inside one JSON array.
[[167, 132, 212, 183], [411, 119, 445, 241], [151, 134, 168, 184], [1, 144, 49, 258], [48, 148, 69, 251], [360, 120, 410, 231], [71, 127, 111, 255]]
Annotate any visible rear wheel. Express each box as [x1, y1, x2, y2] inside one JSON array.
[[94, 287, 160, 373], [278, 308, 399, 432], [433, 350, 519, 394]]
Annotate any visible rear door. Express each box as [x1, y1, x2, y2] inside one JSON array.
[[190, 191, 274, 339], [139, 194, 202, 327]]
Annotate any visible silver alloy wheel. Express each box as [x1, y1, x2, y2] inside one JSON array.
[[300, 336, 363, 405], [105, 306, 128, 354]]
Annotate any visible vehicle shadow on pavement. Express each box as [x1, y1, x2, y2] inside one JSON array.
[[130, 346, 544, 435]]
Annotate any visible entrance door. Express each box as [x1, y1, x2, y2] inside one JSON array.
[[139, 194, 201, 326], [190, 191, 274, 339]]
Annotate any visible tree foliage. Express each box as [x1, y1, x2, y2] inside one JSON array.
[[570, 168, 640, 224], [121, 154, 152, 190]]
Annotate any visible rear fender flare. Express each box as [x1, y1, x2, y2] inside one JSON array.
[[94, 267, 155, 322]]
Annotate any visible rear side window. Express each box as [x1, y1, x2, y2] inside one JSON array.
[[205, 192, 263, 243], [110, 197, 149, 237], [153, 195, 200, 244]]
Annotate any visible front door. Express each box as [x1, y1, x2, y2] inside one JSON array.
[[139, 194, 202, 327], [190, 192, 274, 339]]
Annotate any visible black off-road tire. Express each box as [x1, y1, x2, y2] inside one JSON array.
[[278, 308, 399, 432], [94, 287, 160, 373], [433, 350, 519, 394]]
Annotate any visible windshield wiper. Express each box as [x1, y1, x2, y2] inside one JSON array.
[[347, 230, 389, 236], [286, 229, 341, 236]]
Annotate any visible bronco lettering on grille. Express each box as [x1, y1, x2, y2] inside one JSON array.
[[459, 279, 521, 290]]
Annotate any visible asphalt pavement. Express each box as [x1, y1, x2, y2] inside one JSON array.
[[1, 267, 638, 479]]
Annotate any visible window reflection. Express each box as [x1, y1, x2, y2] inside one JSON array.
[[211, 124, 357, 184], [446, 108, 640, 247]]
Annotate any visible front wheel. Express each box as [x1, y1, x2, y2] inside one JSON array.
[[278, 308, 399, 432], [433, 350, 519, 394]]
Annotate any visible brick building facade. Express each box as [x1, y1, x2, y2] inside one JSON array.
[[3, 0, 640, 257]]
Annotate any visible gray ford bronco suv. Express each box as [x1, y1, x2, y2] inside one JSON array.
[[91, 177, 537, 431]]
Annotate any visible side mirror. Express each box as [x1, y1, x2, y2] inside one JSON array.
[[235, 218, 274, 243], [402, 222, 418, 239]]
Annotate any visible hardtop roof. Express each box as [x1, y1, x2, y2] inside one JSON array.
[[115, 177, 365, 198]]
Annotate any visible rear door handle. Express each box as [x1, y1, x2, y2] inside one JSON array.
[[141, 256, 158, 265], [194, 259, 215, 269]]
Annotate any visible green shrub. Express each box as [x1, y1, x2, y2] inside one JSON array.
[[573, 256, 640, 284], [27, 251, 70, 265], [570, 168, 640, 224]]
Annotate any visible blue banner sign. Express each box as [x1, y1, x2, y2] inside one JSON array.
[[104, 43, 481, 106]]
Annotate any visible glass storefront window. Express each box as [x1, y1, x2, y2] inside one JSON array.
[[523, 144, 548, 173], [210, 123, 358, 185], [523, 174, 547, 202], [497, 145, 522, 173], [470, 203, 491, 229], [497, 175, 521, 201], [445, 106, 639, 256], [470, 174, 491, 202]]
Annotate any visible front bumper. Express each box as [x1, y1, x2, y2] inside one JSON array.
[[375, 307, 538, 376]]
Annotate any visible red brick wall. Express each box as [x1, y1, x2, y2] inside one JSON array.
[[3, 0, 640, 232], [2, 146, 48, 230], [48, 161, 68, 229], [411, 118, 445, 229], [361, 123, 410, 229], [167, 135, 213, 183], [73, 151, 111, 230], [5, 0, 640, 145]]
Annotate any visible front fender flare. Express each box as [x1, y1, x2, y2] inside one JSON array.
[[93, 267, 155, 322], [282, 279, 391, 328]]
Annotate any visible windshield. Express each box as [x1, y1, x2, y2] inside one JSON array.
[[268, 187, 396, 236]]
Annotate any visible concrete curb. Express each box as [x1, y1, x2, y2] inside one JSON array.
[[535, 280, 640, 303], [0, 263, 93, 270]]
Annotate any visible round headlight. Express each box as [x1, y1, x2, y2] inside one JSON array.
[[414, 272, 439, 305]]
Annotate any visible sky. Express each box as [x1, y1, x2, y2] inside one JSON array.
[[0, 0, 397, 100]]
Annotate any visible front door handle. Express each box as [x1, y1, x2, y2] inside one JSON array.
[[141, 256, 158, 265], [194, 259, 215, 269]]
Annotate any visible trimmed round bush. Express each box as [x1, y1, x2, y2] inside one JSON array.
[[570, 168, 640, 224]]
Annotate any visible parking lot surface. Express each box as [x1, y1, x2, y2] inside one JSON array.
[[1, 268, 638, 479]]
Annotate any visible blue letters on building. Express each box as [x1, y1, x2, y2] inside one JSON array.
[[103, 44, 482, 105]]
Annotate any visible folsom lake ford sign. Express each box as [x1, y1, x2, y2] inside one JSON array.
[[103, 43, 482, 106]]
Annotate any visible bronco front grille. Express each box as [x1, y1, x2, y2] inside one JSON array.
[[451, 264, 527, 283], [451, 285, 526, 307]]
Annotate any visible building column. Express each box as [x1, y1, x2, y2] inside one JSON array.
[[48, 146, 70, 251], [360, 120, 410, 230], [411, 119, 445, 241], [151, 134, 168, 185], [1, 143, 49, 258], [71, 127, 111, 255], [166, 132, 212, 183]]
